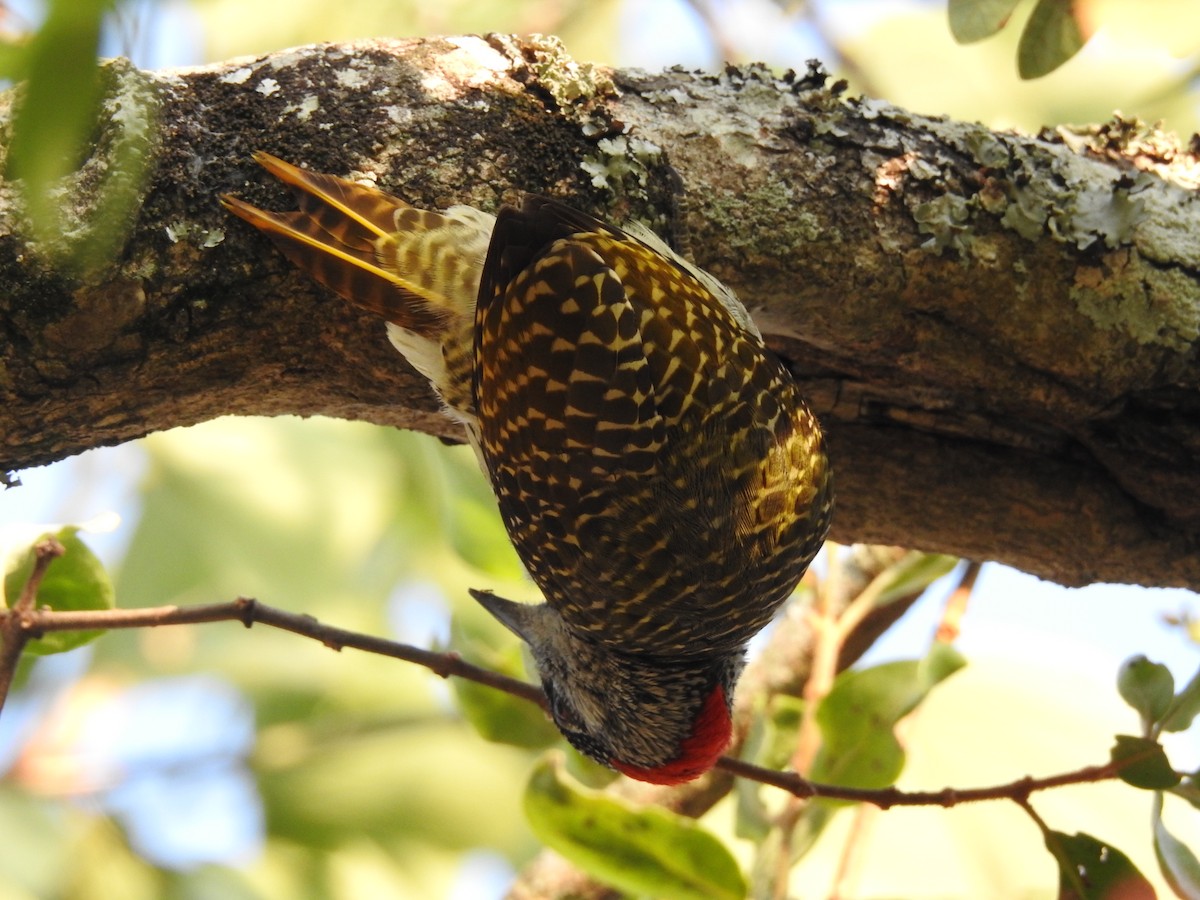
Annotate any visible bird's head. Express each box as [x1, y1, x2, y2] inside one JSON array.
[[472, 590, 740, 784]]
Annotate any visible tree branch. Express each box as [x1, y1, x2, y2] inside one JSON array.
[[1, 36, 1197, 589], [1, 594, 1144, 807], [0, 537, 64, 708], [16, 596, 547, 709]]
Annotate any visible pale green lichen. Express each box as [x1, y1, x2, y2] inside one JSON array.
[[1072, 260, 1200, 352], [1001, 174, 1149, 250], [498, 33, 616, 111], [999, 187, 1053, 241], [581, 135, 663, 193], [995, 126, 1172, 252], [906, 156, 942, 181], [914, 194, 974, 253], [282, 94, 320, 122], [165, 221, 225, 248], [219, 67, 254, 86], [964, 129, 1011, 169], [1057, 173, 1150, 249]]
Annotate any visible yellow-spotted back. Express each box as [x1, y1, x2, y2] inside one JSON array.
[[473, 199, 832, 655]]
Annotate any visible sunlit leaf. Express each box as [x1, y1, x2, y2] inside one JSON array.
[[1160, 666, 1200, 734], [1154, 794, 1200, 899], [871, 552, 959, 608], [0, 788, 70, 896], [1117, 655, 1175, 726], [6, 0, 108, 180], [735, 695, 804, 841], [7, 0, 108, 241], [452, 644, 559, 749], [257, 721, 529, 853], [0, 37, 29, 79], [1111, 735, 1180, 791], [1170, 775, 1200, 810], [1018, 0, 1089, 79], [773, 644, 967, 862], [1045, 830, 1155, 899], [948, 0, 1022, 43], [3, 527, 113, 655], [523, 756, 747, 900], [812, 642, 967, 791]]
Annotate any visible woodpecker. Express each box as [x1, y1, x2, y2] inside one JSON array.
[[221, 154, 833, 784]]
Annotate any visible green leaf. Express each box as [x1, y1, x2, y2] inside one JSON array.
[[735, 695, 804, 841], [3, 527, 113, 655], [811, 642, 966, 792], [3, 0, 156, 275], [1170, 775, 1200, 810], [948, 0, 1022, 43], [1111, 735, 1180, 791], [449, 608, 559, 750], [1160, 666, 1200, 734], [1118, 655, 1175, 727], [0, 37, 29, 80], [452, 654, 559, 750], [871, 552, 960, 608], [1018, 0, 1089, 79], [1154, 794, 1200, 899], [1044, 830, 1156, 899], [523, 755, 747, 900], [786, 644, 964, 857], [7, 0, 108, 197], [755, 694, 806, 773]]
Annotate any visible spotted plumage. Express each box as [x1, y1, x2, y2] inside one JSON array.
[[221, 154, 833, 784]]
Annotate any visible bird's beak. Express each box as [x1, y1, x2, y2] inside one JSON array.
[[469, 589, 538, 643]]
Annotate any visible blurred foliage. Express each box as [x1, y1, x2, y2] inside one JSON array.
[[1043, 830, 1157, 900], [2, 1, 1200, 897], [839, 0, 1200, 135], [949, 0, 1090, 78], [3, 418, 548, 897], [1, 0, 157, 274]]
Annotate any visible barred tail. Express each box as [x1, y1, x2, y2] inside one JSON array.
[[220, 152, 482, 336]]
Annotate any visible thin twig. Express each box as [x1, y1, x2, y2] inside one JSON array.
[[936, 560, 981, 643], [2, 594, 1148, 805], [0, 538, 65, 712], [21, 597, 549, 711], [714, 755, 1128, 806], [830, 801, 876, 899]]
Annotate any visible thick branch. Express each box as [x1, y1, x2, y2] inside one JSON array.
[[1, 36, 1197, 588]]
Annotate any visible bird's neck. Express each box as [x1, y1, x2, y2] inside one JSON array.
[[610, 682, 731, 785]]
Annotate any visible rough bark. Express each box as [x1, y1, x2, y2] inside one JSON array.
[[1, 35, 1197, 590]]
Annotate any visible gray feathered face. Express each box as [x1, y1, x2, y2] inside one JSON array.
[[471, 590, 738, 784]]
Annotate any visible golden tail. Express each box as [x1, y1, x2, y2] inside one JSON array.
[[220, 152, 486, 335]]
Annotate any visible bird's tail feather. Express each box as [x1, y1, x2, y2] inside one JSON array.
[[220, 152, 481, 335]]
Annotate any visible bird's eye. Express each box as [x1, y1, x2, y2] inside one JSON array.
[[547, 689, 584, 733]]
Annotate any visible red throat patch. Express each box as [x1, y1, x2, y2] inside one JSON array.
[[610, 684, 732, 785]]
